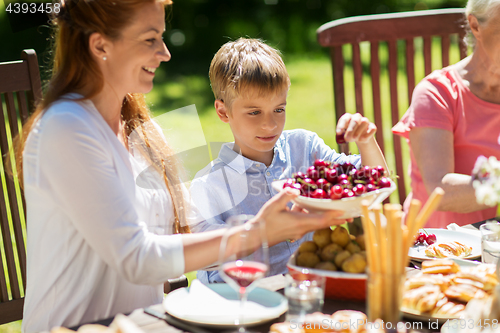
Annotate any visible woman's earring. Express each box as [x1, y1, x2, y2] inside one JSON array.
[[103, 56, 107, 61]]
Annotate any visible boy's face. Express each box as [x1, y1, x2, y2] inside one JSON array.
[[216, 88, 287, 164]]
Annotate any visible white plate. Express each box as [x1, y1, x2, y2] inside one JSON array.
[[271, 179, 396, 219], [408, 228, 481, 262], [401, 306, 458, 325], [163, 284, 287, 328]]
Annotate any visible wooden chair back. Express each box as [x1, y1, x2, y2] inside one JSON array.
[[0, 49, 41, 324], [317, 8, 468, 203]]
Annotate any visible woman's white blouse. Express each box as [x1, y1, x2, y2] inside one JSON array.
[[21, 95, 185, 333]]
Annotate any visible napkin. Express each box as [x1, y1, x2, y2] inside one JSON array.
[[165, 280, 271, 324], [446, 223, 481, 237]]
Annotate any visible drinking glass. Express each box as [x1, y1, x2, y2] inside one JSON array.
[[219, 214, 269, 332], [481, 221, 500, 264], [284, 270, 325, 324]]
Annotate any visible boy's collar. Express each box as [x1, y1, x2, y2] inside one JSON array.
[[218, 141, 286, 174], [274, 138, 287, 164]]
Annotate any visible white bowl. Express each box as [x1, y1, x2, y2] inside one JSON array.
[[271, 179, 396, 219]]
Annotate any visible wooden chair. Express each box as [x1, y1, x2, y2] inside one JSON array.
[[317, 8, 469, 204], [0, 49, 42, 324]]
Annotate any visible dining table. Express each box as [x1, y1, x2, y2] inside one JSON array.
[[73, 219, 493, 333]]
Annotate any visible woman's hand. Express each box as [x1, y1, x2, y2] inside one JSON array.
[[336, 113, 377, 144], [255, 188, 348, 246]]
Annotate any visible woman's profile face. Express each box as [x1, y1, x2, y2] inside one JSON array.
[[475, 8, 500, 68], [102, 2, 170, 96]]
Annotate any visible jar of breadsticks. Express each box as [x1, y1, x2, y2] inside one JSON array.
[[362, 203, 407, 327], [367, 271, 405, 326], [361, 188, 444, 330]]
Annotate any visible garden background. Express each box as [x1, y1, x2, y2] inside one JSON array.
[[0, 0, 467, 331]]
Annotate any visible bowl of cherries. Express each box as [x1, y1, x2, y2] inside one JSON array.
[[271, 160, 396, 219]]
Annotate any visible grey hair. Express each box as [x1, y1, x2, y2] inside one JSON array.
[[465, 0, 500, 47]]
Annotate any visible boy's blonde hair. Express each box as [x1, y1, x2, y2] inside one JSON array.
[[209, 38, 290, 110]]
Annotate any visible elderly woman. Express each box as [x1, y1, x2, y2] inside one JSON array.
[[392, 0, 500, 228], [17, 1, 346, 332]]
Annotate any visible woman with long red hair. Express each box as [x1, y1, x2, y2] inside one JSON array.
[[16, 1, 346, 331]]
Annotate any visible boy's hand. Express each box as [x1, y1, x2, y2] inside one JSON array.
[[336, 113, 376, 144]]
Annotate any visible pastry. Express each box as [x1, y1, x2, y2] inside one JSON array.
[[302, 312, 338, 333], [444, 284, 488, 303], [425, 241, 472, 258], [404, 272, 449, 291], [330, 310, 366, 333], [270, 310, 369, 333], [421, 259, 460, 274], [270, 323, 304, 333], [432, 297, 466, 317], [403, 285, 443, 313], [467, 264, 498, 291], [451, 271, 493, 291]]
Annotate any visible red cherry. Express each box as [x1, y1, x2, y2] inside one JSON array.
[[314, 159, 329, 169], [366, 184, 377, 192], [338, 174, 349, 182], [370, 168, 381, 181], [336, 132, 346, 144], [302, 178, 315, 186], [426, 234, 437, 245], [299, 178, 316, 195], [307, 166, 320, 181], [349, 168, 359, 180], [311, 189, 327, 199], [376, 166, 385, 177], [338, 162, 355, 175], [300, 186, 309, 196], [325, 168, 338, 184], [371, 166, 385, 181], [330, 185, 343, 200], [283, 179, 294, 189], [358, 166, 372, 181], [339, 179, 350, 188], [341, 188, 355, 198], [417, 232, 427, 244], [366, 177, 376, 186], [377, 177, 391, 188], [294, 172, 306, 181], [315, 178, 330, 191], [352, 184, 366, 196]]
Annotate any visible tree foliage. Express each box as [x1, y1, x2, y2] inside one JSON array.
[[0, 0, 467, 81]]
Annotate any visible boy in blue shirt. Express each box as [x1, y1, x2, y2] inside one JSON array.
[[190, 38, 387, 283]]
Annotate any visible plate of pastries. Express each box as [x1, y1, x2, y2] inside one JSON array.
[[408, 228, 481, 261], [402, 259, 498, 323]]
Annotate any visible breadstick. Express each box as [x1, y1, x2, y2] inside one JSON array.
[[414, 187, 445, 231]]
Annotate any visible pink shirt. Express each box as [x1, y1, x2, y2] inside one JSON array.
[[393, 65, 500, 228]]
